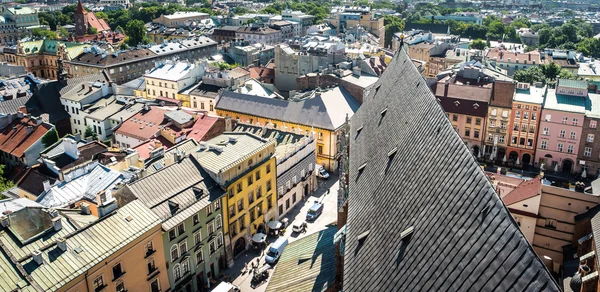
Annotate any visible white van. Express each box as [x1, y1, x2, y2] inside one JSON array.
[[265, 237, 288, 264], [212, 282, 240, 292]]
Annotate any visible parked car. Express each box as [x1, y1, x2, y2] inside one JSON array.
[[212, 282, 241, 292], [265, 237, 289, 264], [317, 165, 329, 179], [292, 220, 307, 233], [306, 202, 323, 221]]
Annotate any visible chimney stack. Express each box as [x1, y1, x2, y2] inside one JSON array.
[[43, 180, 51, 192], [96, 190, 107, 206], [57, 237, 67, 251], [32, 250, 43, 265], [52, 217, 62, 231], [80, 203, 91, 215], [81, 84, 85, 90], [0, 215, 8, 227]]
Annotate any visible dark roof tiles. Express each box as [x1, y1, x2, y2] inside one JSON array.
[[344, 49, 559, 291]]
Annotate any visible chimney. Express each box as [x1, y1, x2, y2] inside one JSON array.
[[32, 250, 43, 265], [47, 208, 58, 218], [43, 180, 51, 192], [80, 203, 91, 215], [96, 190, 107, 206], [81, 84, 85, 90], [0, 215, 8, 227], [88, 86, 92, 92], [52, 217, 62, 231], [57, 237, 67, 251]]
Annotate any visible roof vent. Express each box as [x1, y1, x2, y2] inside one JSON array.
[[32, 250, 43, 265], [168, 201, 180, 215], [400, 226, 414, 240], [380, 108, 387, 117], [57, 237, 67, 251], [52, 217, 62, 231], [80, 203, 91, 215], [388, 147, 398, 158], [357, 230, 369, 244]]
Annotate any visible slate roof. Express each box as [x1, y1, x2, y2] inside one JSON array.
[[123, 155, 224, 229], [216, 87, 359, 130], [266, 224, 337, 292], [343, 49, 559, 291]]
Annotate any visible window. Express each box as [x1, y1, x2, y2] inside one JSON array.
[[573, 118, 579, 126], [515, 110, 521, 118], [490, 120, 495, 128], [169, 229, 176, 241], [196, 249, 204, 265], [267, 195, 273, 209], [557, 143, 564, 152], [562, 116, 568, 124], [215, 215, 222, 229], [590, 120, 597, 128], [570, 131, 576, 140], [567, 145, 574, 154], [93, 276, 104, 291], [588, 134, 595, 143], [514, 216, 522, 227], [248, 175, 253, 186], [532, 112, 537, 120], [527, 139, 533, 146], [318, 132, 323, 140], [248, 190, 254, 205], [545, 218, 556, 228], [228, 188, 234, 199], [177, 223, 185, 235], [499, 136, 505, 143], [559, 130, 565, 138], [147, 258, 156, 274], [255, 170, 261, 181], [475, 118, 481, 125], [585, 147, 592, 157], [237, 183, 242, 193], [502, 110, 509, 118], [501, 122, 507, 129], [466, 117, 472, 124], [543, 128, 549, 135], [545, 114, 551, 121], [452, 114, 458, 122], [490, 109, 497, 116], [171, 245, 179, 262], [266, 180, 272, 192], [229, 205, 235, 218], [194, 230, 202, 245], [193, 214, 199, 225], [210, 239, 217, 254], [214, 199, 220, 210], [208, 221, 215, 235], [318, 145, 323, 154], [173, 264, 181, 281], [112, 263, 124, 279], [145, 241, 154, 256], [266, 164, 271, 174], [206, 203, 213, 216], [217, 232, 223, 247], [541, 141, 547, 149], [523, 112, 529, 119], [115, 280, 125, 292], [474, 131, 479, 138], [521, 124, 527, 132], [181, 258, 190, 276], [520, 138, 525, 145], [238, 199, 244, 212]]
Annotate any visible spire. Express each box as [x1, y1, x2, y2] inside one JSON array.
[[76, 0, 86, 14]]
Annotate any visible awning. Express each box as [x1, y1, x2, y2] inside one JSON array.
[[252, 233, 267, 243], [267, 221, 282, 230]]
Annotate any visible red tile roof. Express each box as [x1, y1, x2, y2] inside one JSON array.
[[87, 12, 111, 32], [502, 176, 542, 206], [115, 107, 168, 142], [132, 138, 172, 160], [0, 117, 52, 158]]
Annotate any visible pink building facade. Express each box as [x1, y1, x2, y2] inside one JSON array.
[[535, 82, 588, 174]]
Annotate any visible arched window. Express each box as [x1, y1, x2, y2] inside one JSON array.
[[217, 232, 223, 247], [170, 245, 179, 262], [215, 215, 222, 229], [173, 263, 181, 281]]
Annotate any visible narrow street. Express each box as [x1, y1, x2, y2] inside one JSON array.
[[223, 174, 340, 292]]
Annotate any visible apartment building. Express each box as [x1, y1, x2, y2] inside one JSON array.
[[216, 87, 360, 172], [39, 137, 108, 181], [507, 83, 546, 168], [0, 5, 42, 46], [485, 48, 542, 76], [121, 155, 226, 291], [484, 80, 515, 164], [193, 132, 278, 262], [144, 60, 206, 102], [328, 6, 384, 47], [0, 113, 54, 169], [236, 26, 282, 45], [67, 37, 217, 84], [233, 123, 317, 218], [211, 26, 241, 44], [535, 79, 588, 174], [281, 10, 314, 35], [0, 200, 170, 292], [59, 80, 112, 137], [153, 12, 210, 28]]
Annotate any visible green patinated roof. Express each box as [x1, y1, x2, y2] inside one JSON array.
[[544, 89, 588, 114], [558, 78, 588, 90], [266, 225, 337, 292], [20, 40, 89, 58], [7, 6, 36, 15]]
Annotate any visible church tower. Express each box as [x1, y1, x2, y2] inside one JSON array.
[[74, 0, 88, 37]]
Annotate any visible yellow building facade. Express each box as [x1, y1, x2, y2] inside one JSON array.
[[216, 109, 338, 172]]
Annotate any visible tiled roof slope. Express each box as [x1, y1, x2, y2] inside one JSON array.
[[344, 50, 560, 291]]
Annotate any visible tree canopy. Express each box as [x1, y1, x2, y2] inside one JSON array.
[[41, 129, 59, 148]]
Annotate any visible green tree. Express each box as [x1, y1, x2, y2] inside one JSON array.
[[0, 164, 14, 196], [31, 28, 58, 40], [125, 19, 148, 46], [41, 129, 59, 148], [577, 38, 600, 58], [541, 62, 562, 80], [469, 39, 486, 50], [559, 69, 575, 80], [59, 27, 69, 38], [84, 126, 98, 140], [513, 66, 546, 84], [95, 11, 108, 20], [233, 7, 249, 15], [87, 26, 98, 35]]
